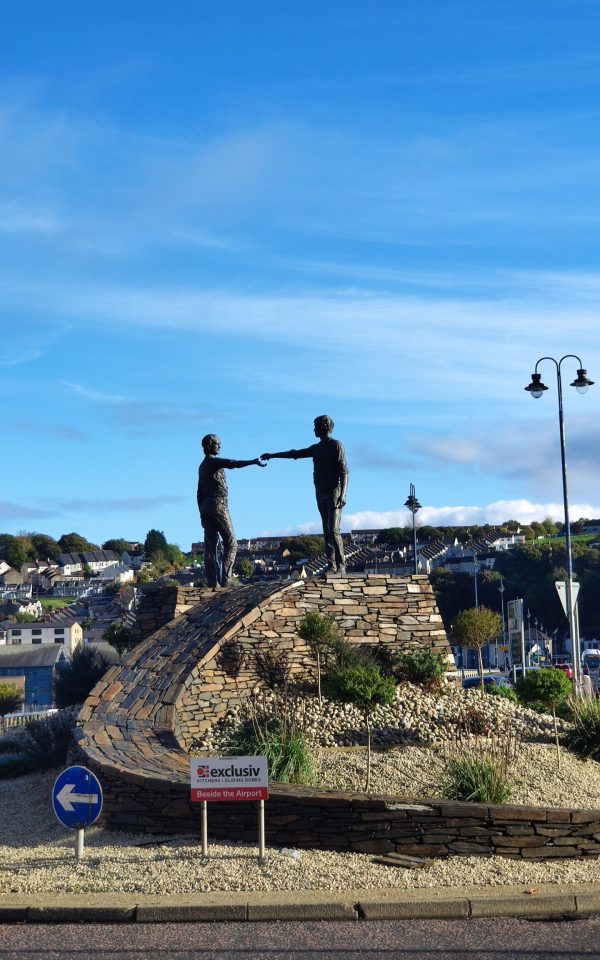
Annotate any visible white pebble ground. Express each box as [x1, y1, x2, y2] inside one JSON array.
[[3, 741, 600, 896]]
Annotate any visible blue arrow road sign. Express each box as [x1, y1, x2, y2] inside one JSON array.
[[52, 765, 103, 830]]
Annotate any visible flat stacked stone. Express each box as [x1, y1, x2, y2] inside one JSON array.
[[74, 575, 600, 856]]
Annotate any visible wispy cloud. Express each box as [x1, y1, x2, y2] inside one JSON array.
[[0, 348, 41, 366], [14, 420, 88, 443], [0, 500, 57, 520], [60, 379, 215, 432], [56, 495, 185, 513], [60, 380, 133, 404]]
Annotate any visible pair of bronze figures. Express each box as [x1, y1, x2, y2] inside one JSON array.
[[197, 415, 348, 588]]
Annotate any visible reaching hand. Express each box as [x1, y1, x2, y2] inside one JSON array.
[[255, 457, 267, 468], [260, 453, 272, 461]]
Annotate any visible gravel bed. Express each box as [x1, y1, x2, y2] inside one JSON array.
[[3, 742, 600, 897]]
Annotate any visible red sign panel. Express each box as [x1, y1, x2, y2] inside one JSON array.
[[191, 786, 268, 802], [190, 756, 268, 804]]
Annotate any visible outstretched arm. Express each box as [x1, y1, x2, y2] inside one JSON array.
[[260, 447, 313, 461], [221, 457, 266, 470]]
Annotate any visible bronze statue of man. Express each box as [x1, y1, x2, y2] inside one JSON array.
[[261, 415, 349, 573], [197, 434, 265, 588]]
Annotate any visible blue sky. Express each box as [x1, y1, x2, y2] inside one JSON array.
[[2, 0, 600, 549]]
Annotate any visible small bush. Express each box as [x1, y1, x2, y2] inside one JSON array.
[[441, 716, 517, 804], [325, 636, 376, 673], [564, 698, 600, 760], [444, 755, 512, 804], [0, 757, 31, 780], [485, 684, 518, 703], [455, 701, 496, 736], [224, 711, 314, 785], [393, 646, 447, 689], [20, 708, 78, 770], [55, 646, 112, 708], [253, 648, 291, 689]]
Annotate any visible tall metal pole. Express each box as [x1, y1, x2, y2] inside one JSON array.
[[525, 355, 593, 692], [498, 577, 506, 670], [555, 363, 581, 689], [404, 484, 421, 576]]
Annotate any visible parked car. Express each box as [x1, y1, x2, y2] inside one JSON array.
[[462, 675, 513, 690], [555, 663, 574, 680]]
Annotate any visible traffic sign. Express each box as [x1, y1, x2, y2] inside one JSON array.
[[52, 765, 103, 830], [555, 580, 580, 617]]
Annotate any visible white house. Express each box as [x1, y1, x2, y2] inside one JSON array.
[[6, 619, 83, 654]]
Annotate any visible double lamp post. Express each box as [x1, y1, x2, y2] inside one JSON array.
[[524, 355, 593, 688]]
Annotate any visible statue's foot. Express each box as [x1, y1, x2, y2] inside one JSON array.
[[337, 565, 346, 575]]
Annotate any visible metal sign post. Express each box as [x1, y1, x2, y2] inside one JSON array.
[[258, 799, 265, 862], [201, 801, 208, 857], [52, 765, 103, 859], [190, 756, 268, 861]]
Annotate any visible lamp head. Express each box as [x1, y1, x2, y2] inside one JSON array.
[[571, 368, 594, 394], [524, 372, 548, 399]]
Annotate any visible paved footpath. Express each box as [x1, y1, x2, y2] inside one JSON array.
[[2, 882, 600, 923]]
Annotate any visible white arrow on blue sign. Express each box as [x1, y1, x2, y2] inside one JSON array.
[[52, 765, 103, 830]]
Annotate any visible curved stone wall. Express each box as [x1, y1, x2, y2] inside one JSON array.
[[75, 575, 600, 858]]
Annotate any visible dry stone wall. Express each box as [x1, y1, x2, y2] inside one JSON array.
[[74, 574, 600, 858], [174, 574, 448, 746]]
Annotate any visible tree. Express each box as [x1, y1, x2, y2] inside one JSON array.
[[0, 682, 23, 731], [58, 532, 97, 553], [0, 534, 30, 570], [11, 612, 38, 623], [235, 558, 254, 580], [82, 563, 94, 580], [376, 528, 412, 545], [54, 646, 112, 708], [324, 664, 395, 790], [103, 621, 134, 658], [144, 529, 168, 559], [102, 538, 131, 554], [297, 611, 338, 706], [451, 606, 502, 696], [515, 668, 572, 769], [29, 533, 61, 561]]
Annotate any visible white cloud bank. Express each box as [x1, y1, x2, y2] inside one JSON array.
[[343, 500, 600, 531]]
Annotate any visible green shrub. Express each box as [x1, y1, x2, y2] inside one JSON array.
[[0, 757, 32, 780], [324, 664, 396, 791], [224, 711, 314, 785], [325, 636, 376, 672], [441, 716, 517, 804], [485, 684, 517, 703], [20, 708, 78, 770], [393, 646, 447, 688], [444, 755, 512, 804], [297, 611, 338, 705], [515, 668, 572, 769], [564, 697, 600, 761], [55, 646, 112, 708]]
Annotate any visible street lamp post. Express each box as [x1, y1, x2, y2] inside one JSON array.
[[498, 576, 506, 670], [524, 355, 593, 690], [404, 483, 421, 576]]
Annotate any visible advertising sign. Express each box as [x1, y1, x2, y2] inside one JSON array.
[[507, 598, 525, 667], [190, 756, 268, 802]]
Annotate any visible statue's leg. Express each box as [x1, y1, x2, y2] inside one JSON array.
[[201, 514, 219, 588], [317, 495, 336, 569], [215, 504, 237, 585], [331, 498, 346, 571]]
